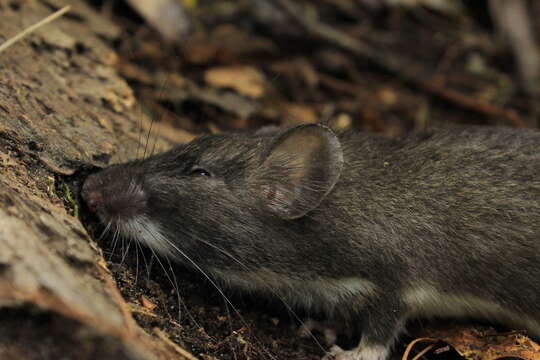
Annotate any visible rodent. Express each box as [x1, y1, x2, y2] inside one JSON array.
[[81, 123, 540, 360]]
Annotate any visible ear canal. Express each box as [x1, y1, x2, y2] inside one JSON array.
[[257, 124, 344, 219]]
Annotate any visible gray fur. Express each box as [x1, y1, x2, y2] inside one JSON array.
[[82, 124, 540, 360]]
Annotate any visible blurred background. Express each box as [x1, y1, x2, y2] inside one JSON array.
[[89, 0, 540, 143]]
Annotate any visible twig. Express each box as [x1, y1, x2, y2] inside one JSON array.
[[419, 80, 526, 127], [0, 5, 71, 54], [273, 0, 526, 127], [412, 343, 436, 360], [402, 337, 437, 360]]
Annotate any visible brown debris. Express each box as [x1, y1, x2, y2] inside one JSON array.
[[204, 65, 266, 99]]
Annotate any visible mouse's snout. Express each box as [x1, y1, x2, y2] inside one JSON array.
[[81, 170, 149, 222], [83, 187, 102, 213], [81, 173, 103, 213]]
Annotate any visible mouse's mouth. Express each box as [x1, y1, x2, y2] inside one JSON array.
[[82, 178, 174, 256], [114, 215, 173, 257]]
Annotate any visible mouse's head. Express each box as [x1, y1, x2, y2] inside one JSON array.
[[81, 124, 343, 270]]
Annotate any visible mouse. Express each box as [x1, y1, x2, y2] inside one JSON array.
[[81, 123, 540, 360]]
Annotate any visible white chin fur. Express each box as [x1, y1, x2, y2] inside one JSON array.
[[119, 216, 172, 257]]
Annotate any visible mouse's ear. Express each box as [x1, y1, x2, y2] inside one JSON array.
[[255, 124, 343, 219]]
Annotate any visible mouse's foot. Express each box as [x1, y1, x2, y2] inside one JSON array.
[[298, 319, 338, 345], [322, 344, 389, 360]]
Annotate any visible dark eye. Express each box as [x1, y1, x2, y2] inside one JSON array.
[[191, 168, 211, 177]]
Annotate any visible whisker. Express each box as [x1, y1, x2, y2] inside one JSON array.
[[134, 240, 151, 284], [125, 35, 144, 162], [157, 235, 277, 360], [134, 239, 140, 283], [142, 110, 155, 160], [163, 238, 239, 315], [108, 226, 121, 262], [190, 235, 326, 354], [136, 100, 144, 160], [149, 106, 162, 158], [164, 256, 203, 328], [149, 79, 170, 159], [120, 237, 132, 265], [98, 221, 112, 242], [120, 234, 126, 264], [145, 242, 210, 340], [224, 301, 239, 360], [122, 218, 206, 332], [147, 252, 155, 284], [143, 75, 170, 160]]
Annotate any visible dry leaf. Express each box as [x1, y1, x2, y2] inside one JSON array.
[[141, 295, 157, 310], [378, 87, 397, 106], [282, 103, 318, 124], [428, 326, 540, 360], [204, 65, 266, 98]]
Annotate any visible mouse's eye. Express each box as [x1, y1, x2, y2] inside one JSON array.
[[190, 168, 211, 177]]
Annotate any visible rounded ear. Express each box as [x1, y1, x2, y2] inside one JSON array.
[[255, 124, 343, 219]]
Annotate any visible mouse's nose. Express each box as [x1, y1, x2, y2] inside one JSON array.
[[81, 174, 103, 213], [83, 189, 102, 213], [81, 171, 148, 221]]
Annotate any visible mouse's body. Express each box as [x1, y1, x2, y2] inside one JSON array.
[[82, 124, 540, 360]]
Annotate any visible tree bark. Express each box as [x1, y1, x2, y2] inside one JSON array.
[[0, 1, 191, 359]]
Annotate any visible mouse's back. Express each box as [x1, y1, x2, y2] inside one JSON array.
[[328, 125, 540, 325]]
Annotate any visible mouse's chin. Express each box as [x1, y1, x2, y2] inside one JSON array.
[[104, 215, 174, 258]]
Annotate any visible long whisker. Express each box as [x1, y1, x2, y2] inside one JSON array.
[[120, 238, 132, 265], [120, 218, 205, 332], [134, 240, 151, 284], [156, 236, 275, 357], [161, 237, 240, 322], [136, 101, 144, 160], [164, 256, 203, 329], [189, 235, 326, 353], [121, 235, 125, 262], [158, 235, 278, 360], [145, 242, 209, 339], [224, 300, 241, 360], [143, 75, 170, 160], [134, 239, 140, 283], [108, 226, 121, 261], [142, 110, 155, 160], [149, 103, 164, 159], [98, 221, 112, 241], [119, 228, 203, 331], [147, 253, 155, 283]]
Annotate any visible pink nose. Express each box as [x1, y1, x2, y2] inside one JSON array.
[[81, 172, 148, 220], [84, 190, 103, 213]]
